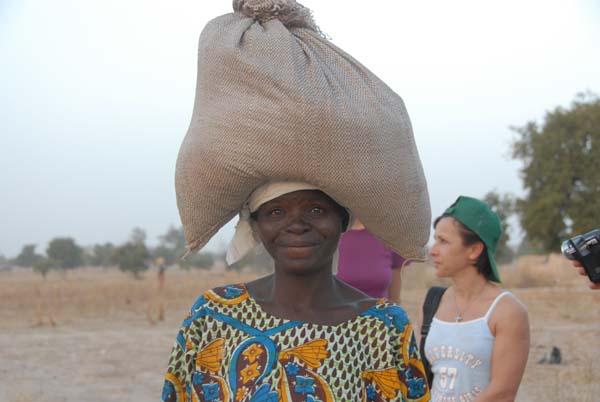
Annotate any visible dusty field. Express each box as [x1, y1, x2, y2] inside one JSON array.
[[0, 255, 598, 402]]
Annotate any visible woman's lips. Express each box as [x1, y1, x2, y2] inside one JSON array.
[[279, 243, 319, 248], [278, 243, 320, 258]]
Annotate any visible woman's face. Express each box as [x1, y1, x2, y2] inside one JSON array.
[[252, 190, 345, 274], [429, 217, 481, 278]]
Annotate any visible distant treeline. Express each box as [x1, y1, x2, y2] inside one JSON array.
[[2, 92, 599, 276], [1, 226, 273, 278]]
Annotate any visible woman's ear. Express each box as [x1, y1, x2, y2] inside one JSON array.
[[468, 241, 485, 262]]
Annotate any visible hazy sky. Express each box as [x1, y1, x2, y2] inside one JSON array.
[[1, 0, 599, 257]]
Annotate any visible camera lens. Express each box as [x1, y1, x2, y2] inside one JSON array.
[[560, 240, 576, 260]]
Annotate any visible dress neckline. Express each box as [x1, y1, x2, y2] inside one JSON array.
[[240, 283, 384, 328]]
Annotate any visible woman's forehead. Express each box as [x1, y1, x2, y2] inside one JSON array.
[[262, 189, 333, 206], [435, 216, 460, 234]]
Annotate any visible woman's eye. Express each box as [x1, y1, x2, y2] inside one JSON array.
[[310, 207, 324, 214], [269, 208, 283, 216]]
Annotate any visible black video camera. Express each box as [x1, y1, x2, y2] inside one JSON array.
[[561, 229, 600, 283]]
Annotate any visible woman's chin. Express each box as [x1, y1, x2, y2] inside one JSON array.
[[434, 265, 447, 278], [279, 245, 319, 259], [274, 254, 330, 276]]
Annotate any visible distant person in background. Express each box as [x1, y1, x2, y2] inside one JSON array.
[[155, 256, 167, 291], [337, 218, 409, 302], [572, 260, 600, 289]]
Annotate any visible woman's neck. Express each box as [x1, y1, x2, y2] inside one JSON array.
[[452, 268, 489, 299], [264, 270, 341, 309], [246, 267, 376, 325]]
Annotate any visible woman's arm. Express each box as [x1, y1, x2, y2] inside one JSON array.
[[161, 296, 206, 402], [388, 267, 403, 303], [395, 322, 431, 402], [474, 296, 530, 402]]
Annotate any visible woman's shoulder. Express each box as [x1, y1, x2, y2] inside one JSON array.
[[357, 298, 415, 333], [187, 283, 250, 312], [488, 289, 529, 329], [493, 289, 527, 313]]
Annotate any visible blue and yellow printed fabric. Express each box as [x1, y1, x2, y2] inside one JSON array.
[[162, 284, 430, 402]]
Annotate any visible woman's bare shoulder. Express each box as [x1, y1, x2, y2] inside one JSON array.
[[490, 291, 529, 330]]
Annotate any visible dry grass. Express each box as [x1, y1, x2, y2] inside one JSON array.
[[0, 264, 258, 329], [0, 255, 598, 402]]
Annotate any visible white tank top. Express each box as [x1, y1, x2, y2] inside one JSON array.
[[424, 291, 511, 402]]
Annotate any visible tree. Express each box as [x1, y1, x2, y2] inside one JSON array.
[[130, 227, 147, 245], [88, 243, 115, 267], [47, 238, 84, 269], [180, 252, 216, 270], [153, 226, 220, 269], [33, 258, 55, 278], [14, 244, 43, 267], [511, 92, 600, 252], [112, 228, 150, 278], [154, 226, 187, 265], [112, 243, 149, 278], [483, 191, 516, 263]]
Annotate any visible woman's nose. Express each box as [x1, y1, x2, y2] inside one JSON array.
[[428, 244, 437, 256], [285, 212, 310, 233]]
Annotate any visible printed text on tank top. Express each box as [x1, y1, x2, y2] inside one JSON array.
[[425, 292, 513, 401]]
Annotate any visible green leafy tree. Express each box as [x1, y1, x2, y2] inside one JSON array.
[[14, 244, 43, 267], [88, 243, 115, 267], [46, 238, 84, 269], [112, 243, 149, 278], [112, 228, 150, 278], [511, 92, 600, 252], [483, 191, 516, 263]]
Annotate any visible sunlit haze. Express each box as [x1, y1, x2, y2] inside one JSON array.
[[1, 0, 599, 257]]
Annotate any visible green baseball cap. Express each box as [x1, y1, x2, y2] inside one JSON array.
[[443, 196, 502, 282]]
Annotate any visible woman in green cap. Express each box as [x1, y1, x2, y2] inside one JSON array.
[[422, 196, 530, 402]]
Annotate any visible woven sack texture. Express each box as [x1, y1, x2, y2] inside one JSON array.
[[176, 0, 431, 260]]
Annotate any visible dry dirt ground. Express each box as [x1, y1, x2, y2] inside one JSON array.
[[0, 255, 599, 402]]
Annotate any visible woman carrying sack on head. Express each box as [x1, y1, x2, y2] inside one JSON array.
[[162, 183, 430, 402], [420, 196, 530, 402], [161, 1, 433, 401]]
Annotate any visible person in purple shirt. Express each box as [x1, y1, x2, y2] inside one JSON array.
[[336, 218, 409, 302]]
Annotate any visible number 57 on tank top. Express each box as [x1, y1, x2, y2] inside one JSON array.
[[424, 291, 511, 402]]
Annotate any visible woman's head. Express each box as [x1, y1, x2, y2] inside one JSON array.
[[251, 189, 349, 273], [429, 196, 502, 282], [225, 182, 350, 267]]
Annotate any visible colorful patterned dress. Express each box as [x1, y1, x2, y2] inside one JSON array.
[[162, 284, 430, 402]]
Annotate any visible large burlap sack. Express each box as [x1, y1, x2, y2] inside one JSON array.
[[176, 0, 431, 260]]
